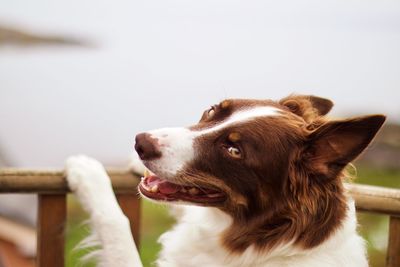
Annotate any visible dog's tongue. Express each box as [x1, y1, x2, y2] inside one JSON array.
[[147, 176, 181, 194]]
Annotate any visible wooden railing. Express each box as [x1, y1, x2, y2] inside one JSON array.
[[0, 169, 399, 267], [0, 168, 141, 267], [346, 183, 400, 267]]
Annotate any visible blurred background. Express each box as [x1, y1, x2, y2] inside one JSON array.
[[0, 0, 399, 266]]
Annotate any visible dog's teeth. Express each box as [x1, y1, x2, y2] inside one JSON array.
[[181, 188, 187, 193], [188, 188, 199, 195], [142, 182, 150, 190], [144, 169, 150, 178], [151, 185, 159, 193]]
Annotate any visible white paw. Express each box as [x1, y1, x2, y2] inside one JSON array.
[[66, 155, 111, 191], [65, 155, 113, 213]]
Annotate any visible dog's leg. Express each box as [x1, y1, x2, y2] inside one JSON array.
[[66, 155, 143, 267]]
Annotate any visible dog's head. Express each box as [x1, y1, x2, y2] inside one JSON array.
[[135, 95, 385, 251]]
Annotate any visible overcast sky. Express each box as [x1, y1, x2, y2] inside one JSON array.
[[0, 0, 399, 167]]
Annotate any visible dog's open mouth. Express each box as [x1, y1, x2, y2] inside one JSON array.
[[139, 170, 226, 204]]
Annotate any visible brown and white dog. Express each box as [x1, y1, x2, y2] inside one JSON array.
[[66, 95, 385, 267]]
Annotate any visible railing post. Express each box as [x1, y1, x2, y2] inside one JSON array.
[[37, 194, 67, 267], [387, 216, 400, 267], [117, 194, 141, 248]]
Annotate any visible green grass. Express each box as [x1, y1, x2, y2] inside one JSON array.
[[138, 201, 175, 266], [355, 166, 400, 189], [65, 166, 400, 267]]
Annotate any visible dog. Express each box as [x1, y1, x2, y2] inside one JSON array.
[[66, 95, 385, 267]]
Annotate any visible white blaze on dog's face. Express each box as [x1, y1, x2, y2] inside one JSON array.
[[135, 99, 294, 207], [135, 95, 385, 253], [142, 106, 279, 180], [140, 127, 196, 179]]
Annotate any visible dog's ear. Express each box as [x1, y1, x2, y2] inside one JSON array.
[[305, 115, 386, 178], [279, 95, 333, 122]]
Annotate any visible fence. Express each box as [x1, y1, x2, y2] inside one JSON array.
[[0, 168, 140, 267], [0, 169, 399, 267]]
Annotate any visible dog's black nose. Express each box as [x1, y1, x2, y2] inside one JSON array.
[[135, 133, 162, 160]]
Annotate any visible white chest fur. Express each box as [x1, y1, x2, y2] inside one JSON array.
[[156, 199, 368, 267]]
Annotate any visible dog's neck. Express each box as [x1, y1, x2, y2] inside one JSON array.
[[221, 179, 347, 253], [159, 197, 357, 267]]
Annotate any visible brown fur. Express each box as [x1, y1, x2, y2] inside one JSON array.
[[150, 95, 386, 254], [188, 107, 347, 252]]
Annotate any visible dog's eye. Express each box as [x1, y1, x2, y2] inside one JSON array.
[[227, 146, 242, 159]]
